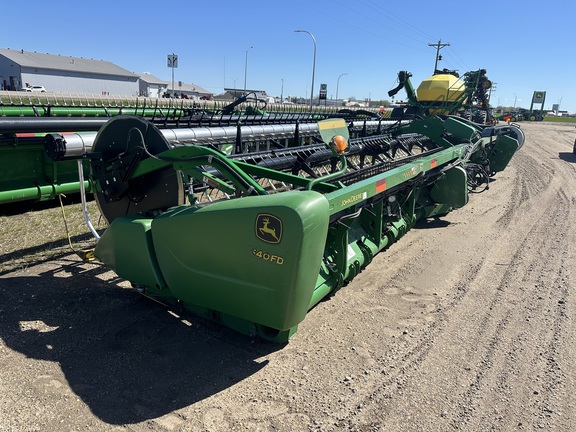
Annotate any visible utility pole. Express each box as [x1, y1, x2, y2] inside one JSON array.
[[428, 40, 449, 74]]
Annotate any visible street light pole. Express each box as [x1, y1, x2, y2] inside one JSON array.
[[281, 78, 284, 102], [336, 73, 348, 106], [244, 46, 253, 94], [294, 30, 316, 112]]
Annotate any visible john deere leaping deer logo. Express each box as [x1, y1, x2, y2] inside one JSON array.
[[255, 214, 283, 244]]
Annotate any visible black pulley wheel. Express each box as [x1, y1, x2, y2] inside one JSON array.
[[91, 115, 184, 223]]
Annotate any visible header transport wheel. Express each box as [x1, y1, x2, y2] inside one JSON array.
[[91, 115, 184, 223]]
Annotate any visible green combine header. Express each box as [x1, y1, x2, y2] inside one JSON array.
[[48, 114, 523, 342]]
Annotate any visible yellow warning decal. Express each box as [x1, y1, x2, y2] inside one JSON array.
[[318, 119, 346, 131]]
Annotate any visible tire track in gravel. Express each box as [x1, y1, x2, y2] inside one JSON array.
[[331, 180, 515, 430], [445, 188, 573, 431], [344, 123, 576, 431]]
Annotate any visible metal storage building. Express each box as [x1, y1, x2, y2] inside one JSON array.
[[138, 72, 168, 98], [0, 48, 139, 95], [138, 73, 213, 99]]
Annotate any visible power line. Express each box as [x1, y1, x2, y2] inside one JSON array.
[[293, 0, 429, 53], [428, 40, 450, 73], [443, 47, 469, 72], [359, 0, 435, 41]]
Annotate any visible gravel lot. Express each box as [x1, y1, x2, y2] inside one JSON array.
[[1, 121, 575, 431]]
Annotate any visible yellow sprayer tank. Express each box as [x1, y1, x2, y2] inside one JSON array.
[[417, 73, 465, 102]]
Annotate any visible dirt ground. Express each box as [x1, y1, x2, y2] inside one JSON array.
[[1, 121, 575, 431]]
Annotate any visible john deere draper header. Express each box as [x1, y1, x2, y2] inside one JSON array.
[[46, 113, 523, 342]]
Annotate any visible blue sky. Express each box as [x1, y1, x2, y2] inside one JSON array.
[[5, 0, 575, 112]]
